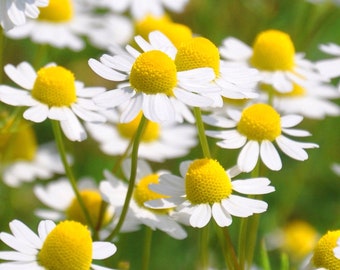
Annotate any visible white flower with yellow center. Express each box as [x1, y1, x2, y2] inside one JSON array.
[[204, 103, 319, 172], [100, 159, 187, 239], [0, 219, 117, 270], [0, 62, 106, 141], [84, 0, 189, 20], [86, 110, 197, 162], [0, 0, 48, 31], [175, 36, 260, 106], [5, 0, 104, 51], [145, 158, 274, 228], [89, 30, 218, 123], [315, 43, 340, 79], [220, 29, 327, 93]]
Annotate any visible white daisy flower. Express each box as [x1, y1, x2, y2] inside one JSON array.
[[89, 30, 219, 123], [0, 0, 48, 31], [0, 219, 117, 270], [100, 159, 188, 239], [83, 0, 189, 20], [204, 103, 319, 172], [33, 177, 139, 234], [145, 158, 275, 228], [315, 43, 340, 79], [219, 29, 327, 94], [0, 61, 106, 141], [264, 82, 340, 119], [86, 110, 197, 162], [174, 36, 260, 106], [5, 0, 103, 51]]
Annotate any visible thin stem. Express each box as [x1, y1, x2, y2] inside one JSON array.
[[193, 107, 211, 159], [199, 225, 209, 270], [111, 134, 134, 176], [222, 227, 241, 270], [214, 223, 236, 270], [51, 120, 94, 230], [105, 115, 147, 241], [141, 226, 153, 270]]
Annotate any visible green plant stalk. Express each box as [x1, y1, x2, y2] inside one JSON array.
[[0, 28, 3, 84], [198, 225, 209, 270], [105, 115, 147, 241], [222, 226, 241, 270], [280, 253, 290, 270], [260, 239, 271, 270], [142, 226, 153, 270], [51, 120, 94, 230], [193, 107, 211, 159]]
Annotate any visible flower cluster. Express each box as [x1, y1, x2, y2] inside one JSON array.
[[1, 0, 340, 269]]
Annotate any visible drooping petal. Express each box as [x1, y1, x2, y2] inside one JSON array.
[[189, 204, 211, 228], [260, 140, 282, 171], [237, 141, 259, 172], [212, 203, 232, 227]]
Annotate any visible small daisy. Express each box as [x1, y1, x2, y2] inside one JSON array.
[[5, 0, 103, 51], [145, 158, 275, 228], [86, 110, 197, 162], [84, 0, 189, 20], [174, 36, 260, 106], [0, 61, 106, 141], [204, 103, 319, 172], [315, 43, 340, 79], [263, 82, 340, 119], [219, 29, 327, 94], [100, 159, 188, 239], [0, 0, 48, 31], [0, 219, 117, 270], [0, 119, 65, 187], [89, 30, 218, 123]]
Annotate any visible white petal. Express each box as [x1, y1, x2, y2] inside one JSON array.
[[232, 178, 275, 195], [276, 135, 311, 161], [260, 140, 282, 171], [189, 204, 211, 228], [282, 128, 311, 137], [0, 233, 37, 255], [92, 242, 117, 259], [174, 88, 213, 107], [280, 115, 303, 128], [71, 104, 106, 123], [0, 251, 35, 261], [237, 141, 259, 172], [219, 37, 253, 61], [88, 58, 127, 81], [9, 220, 42, 249], [37, 220, 55, 242], [23, 105, 49, 123], [94, 88, 135, 109], [60, 112, 87, 142], [212, 203, 232, 227]]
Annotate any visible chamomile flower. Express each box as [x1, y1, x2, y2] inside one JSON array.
[[145, 158, 275, 228], [0, 118, 65, 187], [5, 0, 102, 51], [204, 103, 319, 172], [85, 0, 189, 20], [174, 36, 260, 106], [0, 0, 48, 31], [0, 61, 106, 141], [89, 30, 218, 123], [315, 43, 340, 79], [86, 111, 197, 162], [220, 29, 327, 94], [100, 159, 187, 239], [0, 219, 117, 270]]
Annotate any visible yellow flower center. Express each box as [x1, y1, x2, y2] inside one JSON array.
[[135, 15, 193, 48], [175, 37, 220, 76], [39, 0, 73, 22], [32, 66, 77, 107], [66, 190, 111, 227], [250, 29, 295, 71], [38, 221, 92, 270], [312, 230, 340, 270], [117, 112, 160, 142], [133, 174, 171, 214], [281, 220, 318, 259], [261, 83, 306, 97], [237, 103, 281, 141], [130, 50, 177, 96], [185, 159, 232, 204], [0, 120, 37, 162]]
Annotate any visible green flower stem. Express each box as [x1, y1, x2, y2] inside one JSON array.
[[199, 225, 209, 270], [141, 226, 153, 270], [105, 115, 148, 241], [111, 133, 134, 177], [193, 107, 211, 159], [0, 28, 4, 84], [51, 120, 94, 230], [92, 200, 109, 241], [260, 239, 271, 270]]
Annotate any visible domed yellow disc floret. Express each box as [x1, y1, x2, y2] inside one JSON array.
[[133, 173, 170, 214], [250, 29, 295, 71], [312, 230, 340, 270], [175, 37, 220, 76], [135, 15, 193, 48], [39, 0, 73, 22], [130, 50, 177, 96], [66, 190, 111, 227], [118, 112, 160, 142], [32, 66, 77, 107], [38, 220, 92, 270], [237, 103, 281, 141], [185, 159, 232, 204]]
